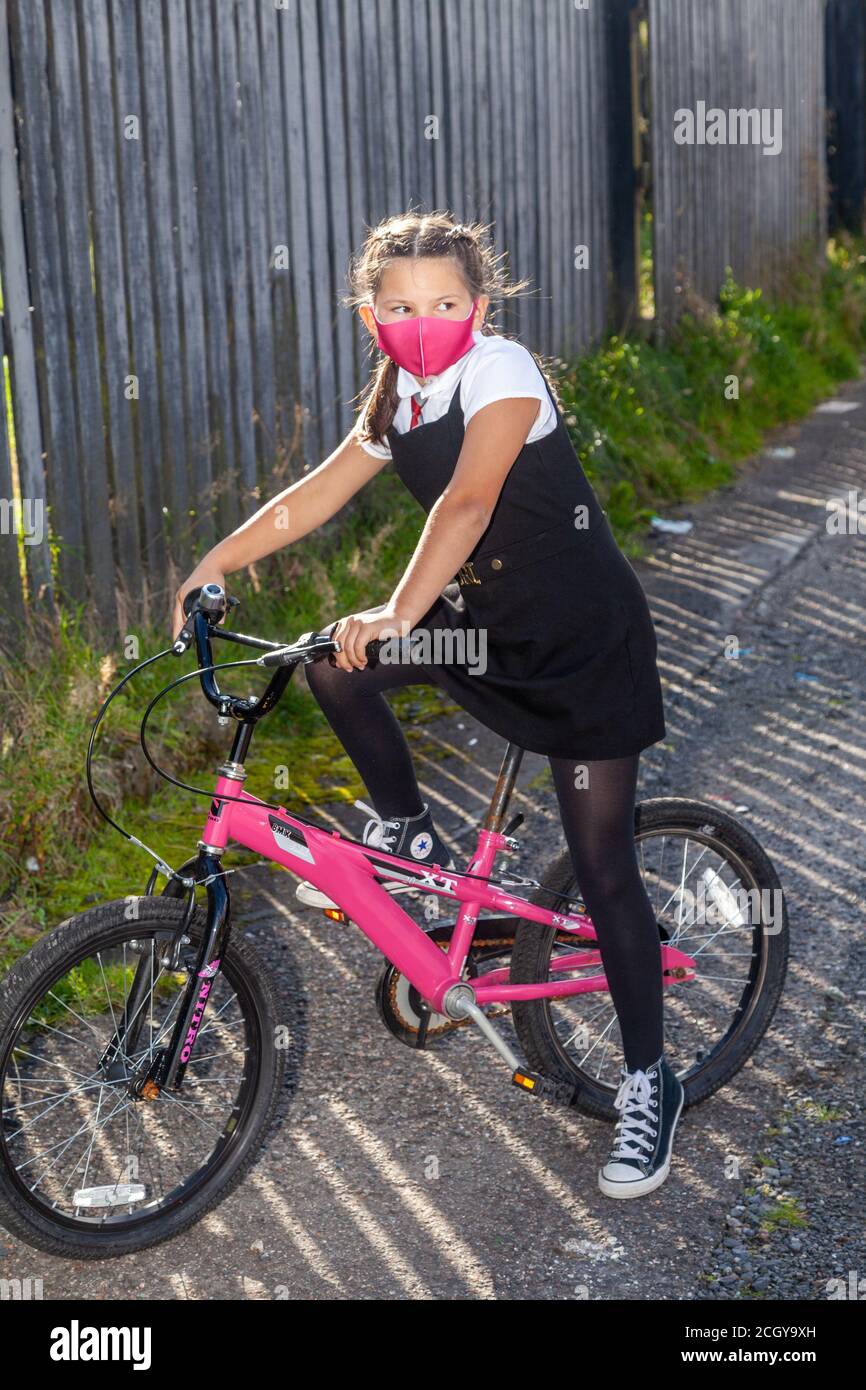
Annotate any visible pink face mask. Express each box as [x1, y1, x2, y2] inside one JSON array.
[[371, 301, 478, 379]]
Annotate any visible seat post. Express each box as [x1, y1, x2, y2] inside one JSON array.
[[483, 743, 525, 832]]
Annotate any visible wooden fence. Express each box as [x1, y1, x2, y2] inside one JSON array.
[[648, 0, 828, 325], [0, 0, 833, 639]]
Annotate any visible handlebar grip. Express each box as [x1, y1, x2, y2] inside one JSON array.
[[328, 637, 384, 668], [182, 587, 203, 618]]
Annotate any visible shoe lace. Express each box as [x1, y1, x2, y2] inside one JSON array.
[[354, 799, 402, 850], [609, 1068, 658, 1161]]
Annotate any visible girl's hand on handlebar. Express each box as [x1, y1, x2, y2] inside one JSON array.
[[328, 607, 412, 673], [172, 568, 227, 643]]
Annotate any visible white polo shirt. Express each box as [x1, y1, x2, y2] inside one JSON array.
[[356, 329, 558, 459]]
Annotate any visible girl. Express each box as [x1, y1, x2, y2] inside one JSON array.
[[173, 211, 683, 1200]]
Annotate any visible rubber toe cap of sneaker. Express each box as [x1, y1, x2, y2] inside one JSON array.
[[600, 1161, 647, 1183]]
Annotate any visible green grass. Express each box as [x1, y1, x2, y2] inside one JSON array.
[[4, 232, 866, 969], [759, 1196, 808, 1234], [556, 232, 866, 550]]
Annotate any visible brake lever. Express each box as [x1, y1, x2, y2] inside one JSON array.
[[172, 618, 196, 656], [256, 633, 338, 668]]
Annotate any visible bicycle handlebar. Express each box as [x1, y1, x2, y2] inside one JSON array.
[[173, 584, 383, 719]]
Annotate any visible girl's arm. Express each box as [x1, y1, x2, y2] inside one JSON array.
[[171, 430, 389, 638], [330, 396, 541, 670]]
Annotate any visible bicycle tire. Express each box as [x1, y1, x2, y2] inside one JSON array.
[[510, 798, 789, 1121], [0, 896, 284, 1259]]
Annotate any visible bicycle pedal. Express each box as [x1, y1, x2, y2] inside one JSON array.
[[512, 1068, 575, 1107]]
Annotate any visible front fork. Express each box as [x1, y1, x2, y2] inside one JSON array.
[[112, 850, 231, 1098]]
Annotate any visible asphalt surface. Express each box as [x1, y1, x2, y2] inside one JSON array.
[[2, 379, 865, 1300]]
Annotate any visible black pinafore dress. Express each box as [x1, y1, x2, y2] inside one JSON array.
[[383, 372, 666, 761]]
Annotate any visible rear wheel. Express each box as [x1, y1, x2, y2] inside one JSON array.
[[0, 896, 283, 1258], [510, 798, 788, 1120]]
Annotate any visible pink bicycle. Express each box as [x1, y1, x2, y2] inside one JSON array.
[[0, 584, 788, 1257]]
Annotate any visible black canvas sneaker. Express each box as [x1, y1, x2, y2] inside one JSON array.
[[598, 1052, 684, 1199], [295, 799, 453, 910]]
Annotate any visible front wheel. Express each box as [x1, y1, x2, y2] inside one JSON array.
[[510, 798, 789, 1120], [0, 896, 284, 1258]]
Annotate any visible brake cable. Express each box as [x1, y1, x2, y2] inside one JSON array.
[[86, 646, 185, 882]]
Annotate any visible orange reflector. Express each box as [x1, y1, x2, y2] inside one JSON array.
[[323, 908, 348, 922], [513, 1072, 535, 1091]]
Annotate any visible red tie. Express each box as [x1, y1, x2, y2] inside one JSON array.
[[409, 393, 424, 429]]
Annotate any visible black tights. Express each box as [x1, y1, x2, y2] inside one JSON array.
[[305, 643, 664, 1072]]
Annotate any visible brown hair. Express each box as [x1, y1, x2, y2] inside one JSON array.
[[344, 209, 560, 444]]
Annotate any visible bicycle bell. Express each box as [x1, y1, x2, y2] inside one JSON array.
[[199, 583, 227, 619]]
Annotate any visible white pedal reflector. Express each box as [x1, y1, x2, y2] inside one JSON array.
[[73, 1183, 146, 1208]]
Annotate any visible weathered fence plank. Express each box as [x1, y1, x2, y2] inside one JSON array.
[[138, 0, 189, 573], [428, 0, 447, 211], [237, 1, 278, 477], [440, 0, 463, 217], [0, 0, 52, 615], [111, 0, 167, 585], [257, 0, 295, 479], [165, 0, 213, 552], [413, 0, 437, 212], [46, 0, 116, 617], [494, 0, 517, 339], [396, 0, 418, 208], [511, 0, 535, 346], [280, 0, 320, 467], [214, 0, 255, 511], [188, 0, 238, 539], [81, 0, 142, 602], [299, 0, 340, 459], [825, 0, 865, 234], [340, 0, 370, 425], [0, 340, 24, 635], [311, 0, 354, 443], [9, 0, 86, 604]]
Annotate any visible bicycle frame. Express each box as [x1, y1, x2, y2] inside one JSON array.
[[132, 600, 695, 1094], [198, 777, 697, 1019]]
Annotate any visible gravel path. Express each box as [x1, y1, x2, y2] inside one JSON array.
[[2, 381, 864, 1301]]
